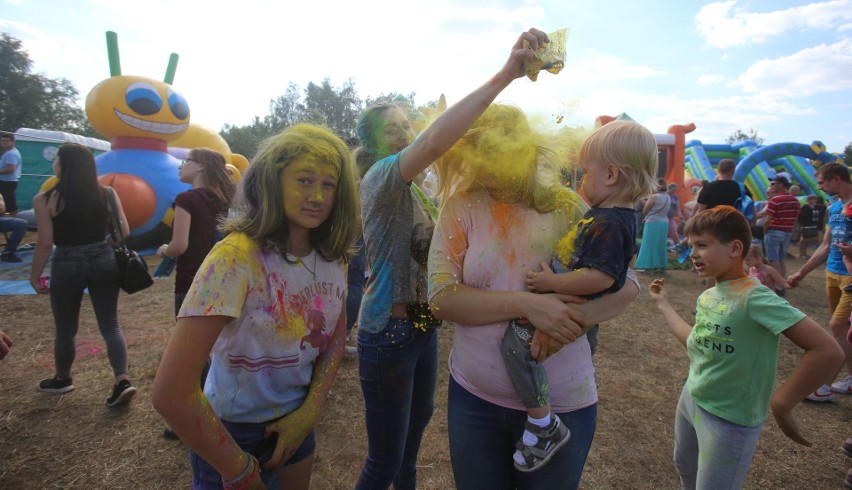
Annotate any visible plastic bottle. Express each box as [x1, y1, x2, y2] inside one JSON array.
[[154, 256, 177, 277]]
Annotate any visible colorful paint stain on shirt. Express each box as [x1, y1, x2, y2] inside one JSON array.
[[428, 188, 598, 412], [178, 232, 346, 423]]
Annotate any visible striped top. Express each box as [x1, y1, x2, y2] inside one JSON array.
[[766, 193, 800, 232]]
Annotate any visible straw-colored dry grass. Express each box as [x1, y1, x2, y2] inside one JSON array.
[[0, 254, 850, 489]]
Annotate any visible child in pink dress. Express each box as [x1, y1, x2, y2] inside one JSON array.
[[745, 245, 790, 293]]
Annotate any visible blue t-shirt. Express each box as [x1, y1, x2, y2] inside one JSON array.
[[358, 153, 434, 334], [0, 148, 21, 182], [826, 200, 852, 275], [561, 206, 637, 299]]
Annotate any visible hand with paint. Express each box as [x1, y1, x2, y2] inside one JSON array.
[[522, 27, 568, 81], [262, 406, 316, 470], [503, 28, 551, 81]]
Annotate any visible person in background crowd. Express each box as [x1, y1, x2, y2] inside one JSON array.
[[0, 193, 27, 262], [763, 176, 800, 296], [788, 163, 852, 402], [0, 133, 22, 216], [635, 178, 671, 274], [30, 143, 136, 407]]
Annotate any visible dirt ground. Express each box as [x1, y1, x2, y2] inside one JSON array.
[[0, 251, 850, 489]]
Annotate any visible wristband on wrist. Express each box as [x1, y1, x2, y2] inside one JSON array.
[[222, 453, 259, 490]]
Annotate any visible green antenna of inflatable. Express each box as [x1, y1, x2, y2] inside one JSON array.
[[164, 53, 179, 84], [106, 31, 121, 76]]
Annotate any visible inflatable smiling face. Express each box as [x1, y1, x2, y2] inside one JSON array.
[[86, 75, 190, 141]]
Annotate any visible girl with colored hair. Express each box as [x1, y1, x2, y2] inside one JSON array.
[[352, 28, 551, 489], [153, 124, 360, 490], [30, 143, 137, 407]]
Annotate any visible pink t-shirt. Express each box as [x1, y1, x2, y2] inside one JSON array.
[[429, 189, 598, 412]]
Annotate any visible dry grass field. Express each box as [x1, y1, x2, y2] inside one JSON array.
[[0, 252, 850, 489]]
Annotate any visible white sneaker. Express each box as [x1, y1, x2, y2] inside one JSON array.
[[805, 385, 835, 402], [831, 375, 852, 394]]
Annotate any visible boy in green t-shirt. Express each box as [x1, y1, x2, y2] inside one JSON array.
[[649, 205, 843, 489]]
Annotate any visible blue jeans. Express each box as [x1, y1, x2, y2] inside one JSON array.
[[356, 318, 438, 490], [346, 240, 367, 334], [190, 419, 315, 489], [448, 376, 597, 490], [49, 242, 127, 378], [0, 217, 27, 254]]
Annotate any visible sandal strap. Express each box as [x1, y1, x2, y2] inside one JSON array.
[[515, 439, 538, 468]]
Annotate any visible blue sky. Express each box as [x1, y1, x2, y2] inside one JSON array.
[[2, 0, 851, 152]]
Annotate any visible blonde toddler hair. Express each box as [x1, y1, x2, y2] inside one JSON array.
[[579, 120, 658, 202]]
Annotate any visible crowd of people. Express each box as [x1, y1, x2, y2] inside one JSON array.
[[2, 27, 852, 490]]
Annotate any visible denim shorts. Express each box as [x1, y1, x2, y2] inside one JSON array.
[[190, 419, 315, 489], [763, 229, 791, 262]]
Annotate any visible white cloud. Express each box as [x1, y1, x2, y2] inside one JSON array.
[[738, 38, 852, 96], [697, 74, 726, 86], [518, 87, 816, 147], [696, 0, 852, 48], [570, 51, 663, 82]]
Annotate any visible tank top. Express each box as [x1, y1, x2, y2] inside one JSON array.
[[51, 188, 110, 247]]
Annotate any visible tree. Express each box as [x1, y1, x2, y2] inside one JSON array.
[[302, 78, 361, 142], [843, 142, 852, 166], [726, 128, 764, 146], [221, 78, 366, 158], [219, 117, 272, 160], [218, 79, 434, 159], [264, 83, 303, 134], [0, 33, 94, 135]]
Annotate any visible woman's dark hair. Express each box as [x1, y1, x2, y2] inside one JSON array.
[[48, 143, 108, 217]]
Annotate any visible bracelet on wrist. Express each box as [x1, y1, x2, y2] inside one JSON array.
[[222, 453, 259, 490]]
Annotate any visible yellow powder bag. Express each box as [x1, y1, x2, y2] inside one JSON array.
[[523, 28, 569, 81]]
